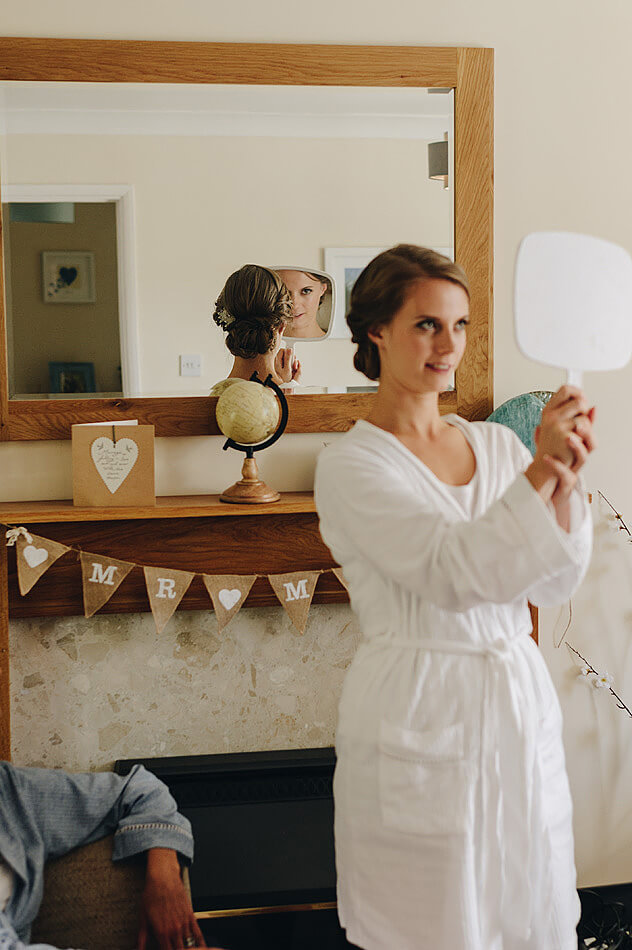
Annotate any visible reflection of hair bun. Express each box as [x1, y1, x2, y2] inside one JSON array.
[[212, 265, 292, 359]]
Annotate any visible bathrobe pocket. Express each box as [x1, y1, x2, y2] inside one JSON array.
[[378, 720, 469, 835]]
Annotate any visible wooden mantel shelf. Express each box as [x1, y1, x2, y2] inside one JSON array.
[[0, 490, 345, 758], [0, 492, 316, 524], [2, 492, 339, 618]]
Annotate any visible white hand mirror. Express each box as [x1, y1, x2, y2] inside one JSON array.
[[514, 231, 632, 385], [270, 266, 335, 342]]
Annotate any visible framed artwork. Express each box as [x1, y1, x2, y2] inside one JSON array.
[[49, 361, 96, 394], [323, 247, 386, 340], [323, 245, 455, 340], [42, 251, 96, 303]]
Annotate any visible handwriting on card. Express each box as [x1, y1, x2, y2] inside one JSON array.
[[90, 437, 139, 493]]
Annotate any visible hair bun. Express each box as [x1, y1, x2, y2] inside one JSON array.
[[212, 264, 292, 359]]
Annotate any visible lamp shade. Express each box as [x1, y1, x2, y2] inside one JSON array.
[[428, 140, 448, 182]]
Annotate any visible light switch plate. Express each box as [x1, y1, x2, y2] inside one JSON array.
[[179, 354, 202, 377]]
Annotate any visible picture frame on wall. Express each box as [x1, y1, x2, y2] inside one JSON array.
[[49, 361, 96, 395], [323, 247, 386, 340], [42, 251, 96, 303], [323, 245, 454, 340]]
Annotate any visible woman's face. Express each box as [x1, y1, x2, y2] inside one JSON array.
[[369, 278, 469, 393], [277, 270, 327, 337]]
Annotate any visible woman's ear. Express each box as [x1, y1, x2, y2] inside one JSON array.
[[367, 325, 384, 347]]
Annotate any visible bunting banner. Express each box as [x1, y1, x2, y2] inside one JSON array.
[[80, 552, 135, 618], [5, 524, 348, 635], [15, 533, 70, 595], [332, 567, 350, 592], [203, 574, 257, 632], [267, 570, 321, 635], [144, 566, 195, 634]]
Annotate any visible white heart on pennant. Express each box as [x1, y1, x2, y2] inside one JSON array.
[[218, 588, 241, 611], [23, 545, 49, 569], [90, 437, 139, 493]]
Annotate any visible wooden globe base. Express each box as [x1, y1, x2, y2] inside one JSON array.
[[219, 456, 280, 505]]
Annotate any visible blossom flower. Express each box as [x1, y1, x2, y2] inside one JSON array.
[[592, 671, 614, 690]]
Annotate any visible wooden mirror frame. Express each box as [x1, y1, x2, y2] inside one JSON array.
[[0, 39, 493, 441]]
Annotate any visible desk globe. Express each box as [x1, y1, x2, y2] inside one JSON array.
[[214, 374, 288, 503]]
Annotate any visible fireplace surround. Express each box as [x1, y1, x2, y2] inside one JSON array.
[[115, 747, 356, 947]]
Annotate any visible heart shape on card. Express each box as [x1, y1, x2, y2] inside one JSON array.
[[23, 545, 49, 569], [90, 437, 139, 493], [218, 588, 242, 611]]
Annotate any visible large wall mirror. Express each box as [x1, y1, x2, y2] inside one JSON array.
[[0, 40, 493, 440]]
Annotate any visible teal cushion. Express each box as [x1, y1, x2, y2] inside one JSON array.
[[486, 391, 553, 455]]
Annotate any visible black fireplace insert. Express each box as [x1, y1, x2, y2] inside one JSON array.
[[115, 747, 337, 915]]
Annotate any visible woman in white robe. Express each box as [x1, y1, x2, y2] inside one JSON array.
[[314, 245, 594, 950]]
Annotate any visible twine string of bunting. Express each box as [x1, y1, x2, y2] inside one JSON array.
[[3, 523, 349, 635], [5, 526, 33, 546]]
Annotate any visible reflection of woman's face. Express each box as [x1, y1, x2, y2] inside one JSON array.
[[277, 271, 327, 338]]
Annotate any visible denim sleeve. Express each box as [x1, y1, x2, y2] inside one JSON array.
[[0, 912, 79, 950], [7, 764, 193, 863]]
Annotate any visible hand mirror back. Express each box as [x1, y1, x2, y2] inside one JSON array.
[[515, 231, 632, 385]]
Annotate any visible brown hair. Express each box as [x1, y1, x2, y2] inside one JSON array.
[[212, 264, 293, 359], [347, 244, 470, 380]]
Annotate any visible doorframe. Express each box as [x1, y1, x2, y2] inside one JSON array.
[[2, 183, 140, 395]]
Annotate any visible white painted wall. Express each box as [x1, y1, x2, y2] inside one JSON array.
[[2, 0, 632, 888]]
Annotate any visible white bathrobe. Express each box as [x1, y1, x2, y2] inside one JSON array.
[[314, 416, 592, 950]]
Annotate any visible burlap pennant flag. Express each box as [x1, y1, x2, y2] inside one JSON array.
[[16, 533, 70, 595], [268, 570, 321, 635], [80, 552, 135, 618], [144, 566, 194, 634], [203, 574, 257, 632], [332, 567, 350, 592]]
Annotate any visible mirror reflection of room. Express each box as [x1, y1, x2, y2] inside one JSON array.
[[3, 200, 122, 398], [0, 81, 453, 397]]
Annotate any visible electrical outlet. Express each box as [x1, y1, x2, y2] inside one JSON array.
[[179, 354, 202, 377]]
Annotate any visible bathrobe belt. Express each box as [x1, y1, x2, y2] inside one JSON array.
[[370, 633, 543, 943]]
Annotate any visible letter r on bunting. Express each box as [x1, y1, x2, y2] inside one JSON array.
[[156, 577, 177, 599]]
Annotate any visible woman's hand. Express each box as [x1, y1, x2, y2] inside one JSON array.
[[525, 386, 596, 530], [275, 347, 302, 384], [533, 385, 594, 467]]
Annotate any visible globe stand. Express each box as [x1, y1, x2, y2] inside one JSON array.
[[219, 373, 289, 505]]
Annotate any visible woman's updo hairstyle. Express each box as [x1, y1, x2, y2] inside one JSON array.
[[347, 244, 470, 380], [212, 264, 293, 359]]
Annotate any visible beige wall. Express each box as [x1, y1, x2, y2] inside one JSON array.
[[6, 202, 121, 394], [3, 0, 632, 888]]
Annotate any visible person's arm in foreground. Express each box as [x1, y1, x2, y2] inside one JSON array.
[[139, 847, 207, 950], [1, 763, 222, 950]]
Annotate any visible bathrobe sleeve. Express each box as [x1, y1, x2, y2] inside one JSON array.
[[503, 426, 593, 607], [315, 436, 591, 613]]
